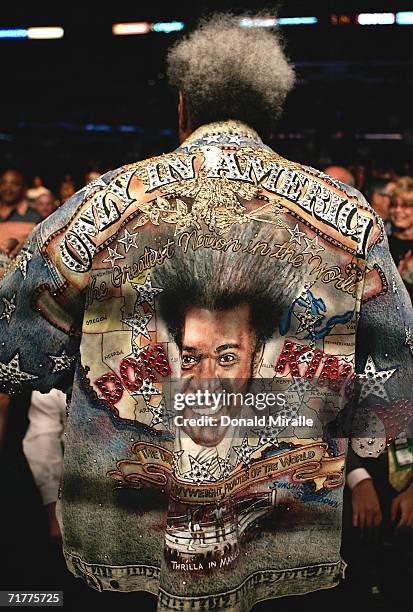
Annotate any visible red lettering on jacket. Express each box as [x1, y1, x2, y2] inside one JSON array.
[[274, 340, 354, 391], [95, 344, 171, 405]]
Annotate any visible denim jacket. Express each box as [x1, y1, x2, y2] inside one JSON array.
[[1, 121, 413, 611]]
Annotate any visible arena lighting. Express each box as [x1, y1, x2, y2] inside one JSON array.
[[239, 17, 277, 27], [357, 13, 395, 25], [396, 12, 413, 25], [277, 17, 318, 26], [118, 125, 144, 133], [239, 16, 317, 27], [0, 28, 28, 39], [112, 22, 150, 35], [0, 27, 64, 40], [85, 124, 112, 132], [27, 27, 64, 39], [363, 133, 402, 140], [152, 21, 184, 33]]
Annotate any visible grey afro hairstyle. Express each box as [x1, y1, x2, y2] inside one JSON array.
[[152, 220, 305, 350], [166, 13, 295, 137]]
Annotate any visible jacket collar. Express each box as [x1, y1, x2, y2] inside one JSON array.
[[178, 120, 266, 151]]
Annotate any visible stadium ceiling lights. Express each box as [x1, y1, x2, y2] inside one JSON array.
[[27, 27, 64, 39], [0, 27, 64, 39], [112, 22, 150, 35], [153, 21, 185, 33], [0, 29, 27, 39], [277, 17, 318, 26], [239, 17, 277, 27], [113, 17, 319, 34], [112, 21, 184, 35], [396, 12, 413, 24], [239, 16, 318, 27], [2, 13, 411, 41], [357, 13, 395, 25]]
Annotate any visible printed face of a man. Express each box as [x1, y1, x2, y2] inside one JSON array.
[[178, 302, 259, 446]]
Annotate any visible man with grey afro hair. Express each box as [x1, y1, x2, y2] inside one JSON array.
[[167, 13, 295, 138]]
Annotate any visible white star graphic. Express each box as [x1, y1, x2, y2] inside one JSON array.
[[287, 377, 315, 396], [233, 435, 260, 466], [49, 349, 77, 373], [118, 228, 139, 253], [102, 246, 125, 268], [148, 402, 163, 426], [171, 449, 184, 474], [16, 249, 32, 279], [216, 456, 234, 479], [133, 378, 161, 401], [187, 455, 218, 483], [294, 306, 323, 334], [180, 143, 199, 153], [298, 281, 316, 301], [203, 134, 221, 145], [252, 426, 281, 446], [287, 224, 306, 245], [131, 275, 163, 308], [227, 134, 243, 145], [302, 236, 325, 255], [357, 355, 397, 402], [0, 352, 38, 383], [147, 398, 175, 431], [122, 310, 153, 340], [0, 295, 16, 324]]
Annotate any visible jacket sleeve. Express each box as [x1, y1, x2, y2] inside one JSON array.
[[0, 189, 90, 395], [351, 229, 413, 457], [0, 167, 128, 397]]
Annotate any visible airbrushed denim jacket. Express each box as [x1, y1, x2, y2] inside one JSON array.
[[1, 121, 413, 612]]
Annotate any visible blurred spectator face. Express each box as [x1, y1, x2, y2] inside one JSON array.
[[85, 171, 100, 184], [371, 189, 392, 221], [33, 175, 43, 187], [33, 192, 56, 219], [353, 164, 365, 190], [59, 180, 75, 204], [0, 170, 26, 206], [390, 194, 413, 232], [384, 181, 396, 195], [324, 166, 355, 187]]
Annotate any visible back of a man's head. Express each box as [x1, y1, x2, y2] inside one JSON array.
[[364, 178, 392, 201], [167, 13, 295, 138], [323, 166, 355, 187]]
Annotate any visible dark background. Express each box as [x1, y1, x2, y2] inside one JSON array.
[[1, 1, 413, 190]]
